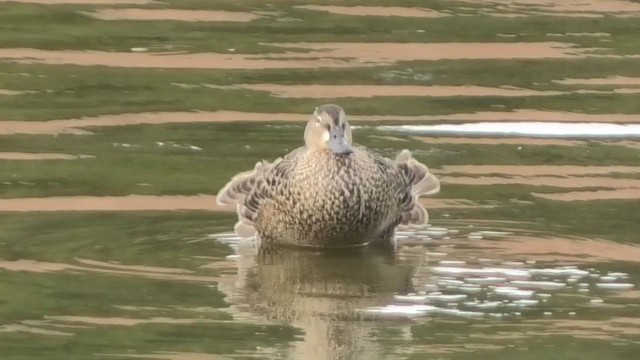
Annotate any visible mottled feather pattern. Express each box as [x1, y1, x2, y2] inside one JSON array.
[[216, 143, 440, 247], [216, 103, 440, 247], [394, 150, 440, 225], [254, 146, 390, 246], [216, 160, 271, 205]]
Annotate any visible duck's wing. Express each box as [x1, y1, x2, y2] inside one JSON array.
[[216, 160, 271, 206], [355, 145, 437, 225], [235, 156, 297, 237], [394, 149, 440, 225], [216, 147, 303, 237], [216, 147, 304, 206]]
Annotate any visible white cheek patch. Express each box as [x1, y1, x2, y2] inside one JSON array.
[[322, 130, 330, 142]]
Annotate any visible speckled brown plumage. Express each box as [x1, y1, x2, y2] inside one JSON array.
[[217, 104, 440, 248]]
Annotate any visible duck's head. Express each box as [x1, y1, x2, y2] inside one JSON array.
[[304, 104, 353, 155]]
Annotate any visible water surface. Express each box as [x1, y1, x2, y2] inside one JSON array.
[[1, 1, 640, 359]]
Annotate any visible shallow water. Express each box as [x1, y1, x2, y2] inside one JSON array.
[[0, 204, 638, 359], [1, 1, 640, 359]]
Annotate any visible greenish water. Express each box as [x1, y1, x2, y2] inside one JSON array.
[[1, 1, 640, 359], [1, 210, 639, 359]]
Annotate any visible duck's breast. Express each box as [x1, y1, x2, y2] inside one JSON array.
[[289, 151, 398, 232]]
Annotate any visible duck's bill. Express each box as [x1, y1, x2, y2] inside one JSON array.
[[329, 138, 353, 154], [328, 127, 353, 154]]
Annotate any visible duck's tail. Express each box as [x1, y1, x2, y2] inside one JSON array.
[[395, 149, 440, 225]]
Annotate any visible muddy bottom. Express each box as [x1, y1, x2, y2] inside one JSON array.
[[0, 0, 154, 3], [5, 109, 640, 136], [0, 152, 93, 160], [233, 84, 565, 98], [459, 0, 640, 17], [83, 9, 260, 22], [0, 42, 598, 70], [294, 5, 448, 18]]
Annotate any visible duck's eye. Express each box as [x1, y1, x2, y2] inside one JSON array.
[[315, 116, 322, 124]]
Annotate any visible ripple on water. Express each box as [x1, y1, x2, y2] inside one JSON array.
[[510, 280, 567, 290], [595, 283, 635, 290], [352, 225, 636, 320], [208, 225, 636, 322]]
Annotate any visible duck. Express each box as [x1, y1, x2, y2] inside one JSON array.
[[216, 104, 440, 248]]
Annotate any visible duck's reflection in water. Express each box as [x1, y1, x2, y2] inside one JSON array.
[[217, 241, 418, 360], [215, 225, 638, 359]]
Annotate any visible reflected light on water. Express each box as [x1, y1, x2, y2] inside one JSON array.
[[379, 122, 640, 138], [208, 222, 638, 359]]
